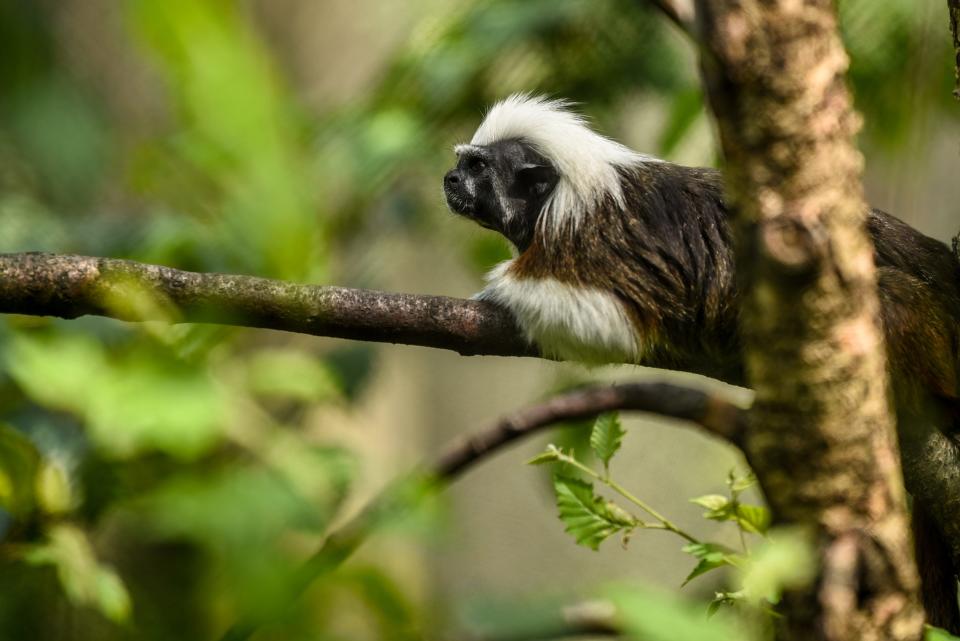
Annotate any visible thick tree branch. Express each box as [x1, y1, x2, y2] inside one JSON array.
[[219, 381, 747, 641], [0, 252, 533, 357], [0, 252, 742, 381]]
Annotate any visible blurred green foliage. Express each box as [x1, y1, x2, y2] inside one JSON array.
[[0, 0, 955, 639]]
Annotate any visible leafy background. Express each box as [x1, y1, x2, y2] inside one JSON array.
[[0, 0, 957, 639]]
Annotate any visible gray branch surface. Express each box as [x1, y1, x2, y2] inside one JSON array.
[[0, 252, 534, 358]]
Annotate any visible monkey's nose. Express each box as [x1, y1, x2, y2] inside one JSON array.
[[444, 171, 460, 188]]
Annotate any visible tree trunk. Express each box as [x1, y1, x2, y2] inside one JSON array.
[[694, 1, 924, 639]]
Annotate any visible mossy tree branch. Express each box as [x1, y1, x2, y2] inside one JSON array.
[[0, 252, 533, 357], [0, 251, 741, 381]]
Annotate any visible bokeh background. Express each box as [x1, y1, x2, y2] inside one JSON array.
[[0, 1, 957, 639]]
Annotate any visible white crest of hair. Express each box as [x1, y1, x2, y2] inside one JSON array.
[[469, 93, 654, 237], [476, 262, 646, 364]]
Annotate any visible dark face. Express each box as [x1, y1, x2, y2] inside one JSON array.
[[443, 139, 559, 251]]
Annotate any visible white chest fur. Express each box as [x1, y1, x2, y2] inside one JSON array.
[[476, 261, 642, 364]]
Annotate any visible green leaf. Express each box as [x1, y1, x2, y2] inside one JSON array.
[[603, 501, 637, 527], [691, 494, 737, 523], [7, 333, 226, 460], [707, 591, 746, 618], [24, 524, 132, 623], [94, 569, 132, 624], [690, 494, 729, 511], [526, 447, 561, 466], [681, 542, 741, 586], [727, 469, 757, 495], [35, 459, 73, 515], [740, 527, 816, 604], [244, 348, 342, 402], [0, 423, 41, 518], [589, 413, 625, 471], [735, 504, 771, 535], [553, 475, 634, 550], [928, 626, 960, 641], [608, 586, 739, 641], [684, 558, 728, 585]]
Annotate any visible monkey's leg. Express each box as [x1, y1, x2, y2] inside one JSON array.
[[912, 502, 960, 633], [898, 405, 960, 633]]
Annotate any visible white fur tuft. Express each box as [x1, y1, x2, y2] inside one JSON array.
[[477, 262, 646, 364], [469, 94, 653, 236]]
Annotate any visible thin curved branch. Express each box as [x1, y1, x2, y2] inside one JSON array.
[[219, 381, 748, 641], [640, 0, 696, 37]]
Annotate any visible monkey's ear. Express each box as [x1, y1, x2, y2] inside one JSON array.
[[515, 164, 559, 198]]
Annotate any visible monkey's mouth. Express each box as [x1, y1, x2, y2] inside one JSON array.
[[444, 190, 476, 217], [444, 189, 500, 232]]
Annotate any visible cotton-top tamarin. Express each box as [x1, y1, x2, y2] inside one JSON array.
[[443, 94, 960, 630]]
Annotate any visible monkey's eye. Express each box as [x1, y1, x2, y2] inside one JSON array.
[[467, 157, 487, 173]]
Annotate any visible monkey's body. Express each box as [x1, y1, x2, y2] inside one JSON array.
[[444, 95, 960, 629]]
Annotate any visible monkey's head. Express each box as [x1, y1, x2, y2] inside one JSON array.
[[444, 139, 559, 251], [444, 95, 647, 250]]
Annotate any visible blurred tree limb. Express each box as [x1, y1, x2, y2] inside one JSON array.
[[951, 0, 960, 98], [697, 0, 923, 639], [220, 381, 747, 641], [640, 0, 696, 37]]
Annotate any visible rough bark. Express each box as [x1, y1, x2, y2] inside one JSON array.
[[0, 252, 533, 358], [695, 1, 924, 639], [0, 252, 736, 379]]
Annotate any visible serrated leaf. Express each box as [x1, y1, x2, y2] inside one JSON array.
[[590, 413, 625, 471], [683, 558, 728, 585], [681, 543, 742, 586], [553, 475, 632, 550], [682, 542, 737, 560], [735, 504, 771, 535], [690, 494, 730, 512]]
